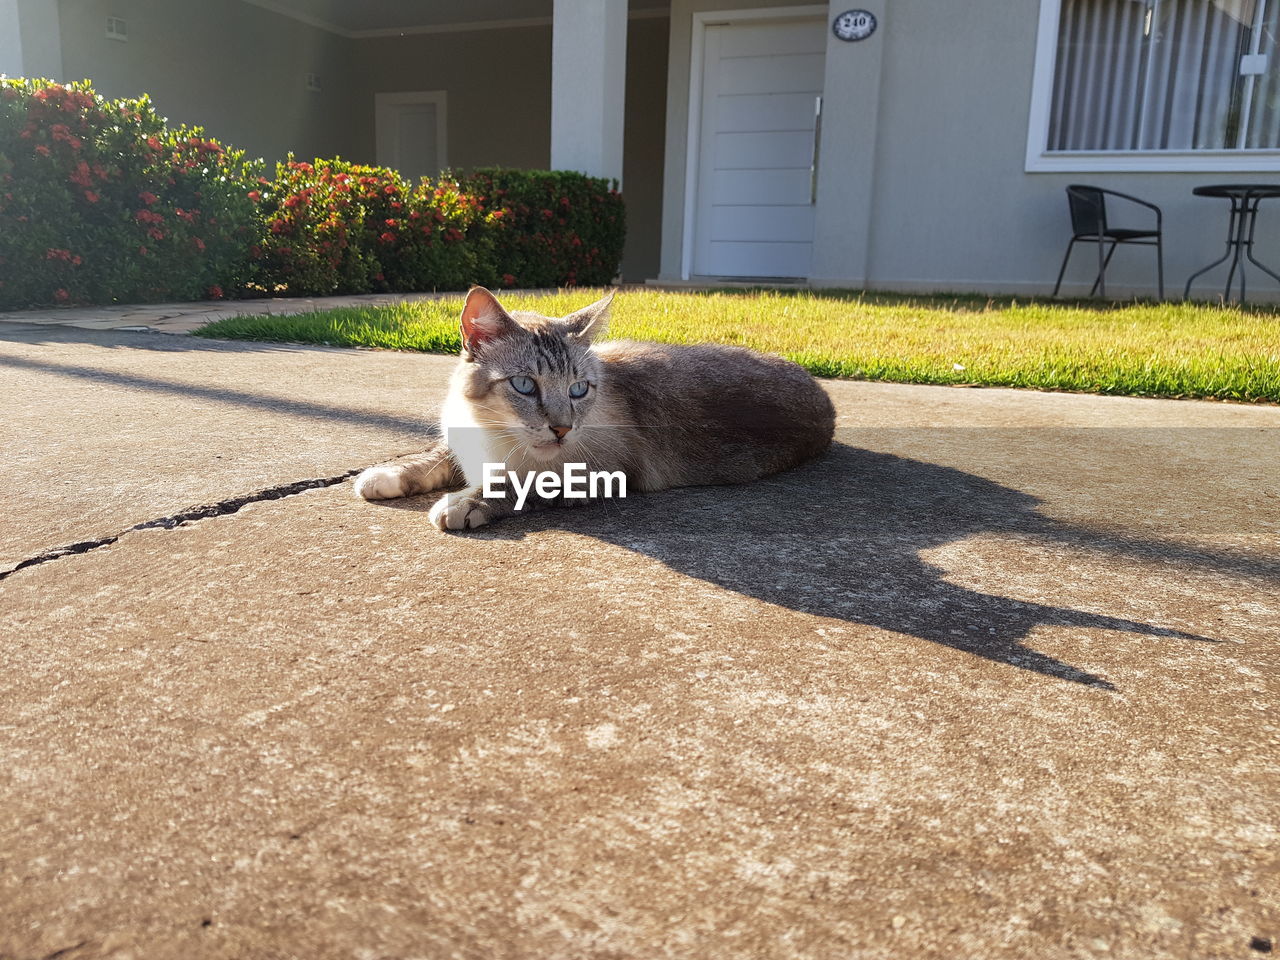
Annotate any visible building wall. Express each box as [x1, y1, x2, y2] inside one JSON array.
[[347, 26, 554, 174], [858, 0, 1280, 299], [660, 0, 1280, 298], [56, 0, 361, 164], [349, 18, 668, 281], [11, 0, 64, 78]]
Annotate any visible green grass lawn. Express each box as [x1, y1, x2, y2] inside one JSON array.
[[193, 288, 1280, 403]]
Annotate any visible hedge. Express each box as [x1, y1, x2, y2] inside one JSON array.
[[250, 158, 495, 297], [460, 169, 625, 289], [0, 78, 261, 306], [0, 78, 626, 309]]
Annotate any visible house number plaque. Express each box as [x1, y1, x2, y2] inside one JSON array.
[[833, 10, 876, 41]]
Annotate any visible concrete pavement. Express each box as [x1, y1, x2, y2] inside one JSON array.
[[0, 324, 452, 571], [0, 291, 471, 335], [1, 324, 1277, 959]]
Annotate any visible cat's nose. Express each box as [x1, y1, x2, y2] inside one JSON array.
[[549, 425, 571, 440]]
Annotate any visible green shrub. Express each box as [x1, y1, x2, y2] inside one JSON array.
[[250, 158, 496, 296], [460, 169, 625, 288], [0, 78, 261, 308], [0, 79, 628, 307]]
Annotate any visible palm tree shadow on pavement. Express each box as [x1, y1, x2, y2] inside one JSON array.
[[384, 444, 1244, 690]]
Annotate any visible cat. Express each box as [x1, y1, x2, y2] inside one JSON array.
[[354, 286, 835, 531]]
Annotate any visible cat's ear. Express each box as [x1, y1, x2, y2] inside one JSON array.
[[563, 291, 613, 343], [459, 286, 519, 360]]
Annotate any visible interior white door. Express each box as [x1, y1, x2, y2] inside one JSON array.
[[692, 17, 826, 279], [375, 93, 446, 182]]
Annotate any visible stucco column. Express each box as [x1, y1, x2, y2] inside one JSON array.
[[0, 0, 63, 79], [550, 0, 627, 185], [809, 0, 887, 288]]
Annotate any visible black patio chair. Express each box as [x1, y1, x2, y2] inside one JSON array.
[[1052, 185, 1164, 300]]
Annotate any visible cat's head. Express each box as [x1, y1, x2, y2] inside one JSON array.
[[453, 286, 612, 462]]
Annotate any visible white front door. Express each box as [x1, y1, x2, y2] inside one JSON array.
[[375, 91, 448, 182], [691, 15, 826, 279]]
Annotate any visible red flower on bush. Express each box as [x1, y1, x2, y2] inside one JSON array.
[[53, 288, 69, 302], [139, 191, 158, 206], [207, 285, 224, 299], [49, 126, 81, 152], [379, 231, 395, 244], [502, 273, 516, 287]]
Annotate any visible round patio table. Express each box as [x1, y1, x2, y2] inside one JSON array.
[[1183, 183, 1280, 304]]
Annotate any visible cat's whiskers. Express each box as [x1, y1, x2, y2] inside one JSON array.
[[568, 433, 626, 521], [570, 429, 609, 471]]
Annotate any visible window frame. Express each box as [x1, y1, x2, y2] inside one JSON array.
[[1025, 0, 1280, 172]]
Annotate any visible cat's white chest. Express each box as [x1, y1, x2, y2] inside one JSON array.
[[440, 393, 522, 485]]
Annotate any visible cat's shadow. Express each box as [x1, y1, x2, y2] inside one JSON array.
[[377, 444, 1234, 690]]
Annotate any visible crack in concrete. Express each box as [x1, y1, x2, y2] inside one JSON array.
[[0, 470, 360, 582]]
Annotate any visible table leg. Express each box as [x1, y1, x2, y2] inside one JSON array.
[[1184, 201, 1240, 300], [1223, 197, 1248, 304], [1243, 197, 1280, 288]]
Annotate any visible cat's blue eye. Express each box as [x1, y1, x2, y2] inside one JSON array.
[[568, 380, 590, 399], [510, 376, 537, 396]]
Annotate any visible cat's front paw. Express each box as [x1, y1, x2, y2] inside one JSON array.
[[353, 465, 405, 500], [428, 491, 493, 531]]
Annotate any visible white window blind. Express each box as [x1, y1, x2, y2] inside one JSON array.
[[1048, 0, 1280, 151]]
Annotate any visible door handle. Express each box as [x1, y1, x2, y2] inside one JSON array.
[[811, 95, 823, 205]]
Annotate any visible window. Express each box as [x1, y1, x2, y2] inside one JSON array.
[[1027, 0, 1280, 169]]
